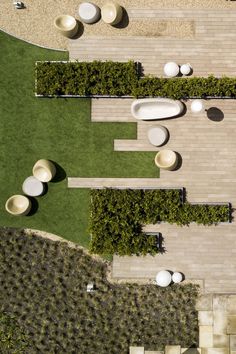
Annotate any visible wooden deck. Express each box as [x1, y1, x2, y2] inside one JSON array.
[[68, 4, 236, 293], [69, 7, 236, 77], [68, 177, 177, 189], [71, 97, 236, 293]]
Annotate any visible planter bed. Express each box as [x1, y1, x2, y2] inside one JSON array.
[[35, 60, 236, 99], [89, 188, 231, 256]]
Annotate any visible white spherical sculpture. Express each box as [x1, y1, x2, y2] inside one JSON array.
[[180, 64, 191, 76], [164, 62, 179, 77], [155, 270, 172, 287], [172, 272, 183, 283], [191, 99, 205, 113]]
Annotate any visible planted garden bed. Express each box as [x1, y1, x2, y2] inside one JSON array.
[[35, 60, 139, 97], [89, 189, 230, 256], [35, 60, 236, 98], [0, 229, 199, 353]]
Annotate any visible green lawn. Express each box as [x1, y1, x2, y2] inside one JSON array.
[[0, 31, 158, 246]]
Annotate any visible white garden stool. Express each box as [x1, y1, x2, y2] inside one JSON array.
[[180, 63, 191, 76], [172, 272, 183, 283], [22, 176, 44, 197], [164, 62, 179, 77], [155, 270, 172, 287], [78, 2, 101, 24], [191, 99, 205, 114], [148, 126, 168, 147]]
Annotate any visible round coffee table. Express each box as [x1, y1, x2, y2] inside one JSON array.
[[22, 176, 44, 197], [148, 126, 168, 146]]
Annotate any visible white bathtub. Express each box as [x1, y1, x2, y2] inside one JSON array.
[[131, 98, 184, 120]]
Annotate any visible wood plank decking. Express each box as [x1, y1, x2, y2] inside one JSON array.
[[68, 4, 236, 293], [68, 177, 175, 189], [69, 8, 236, 77], [71, 97, 236, 293]]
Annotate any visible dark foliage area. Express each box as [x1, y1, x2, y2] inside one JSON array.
[[0, 311, 29, 353], [89, 189, 230, 255], [0, 230, 198, 353], [36, 61, 236, 98]]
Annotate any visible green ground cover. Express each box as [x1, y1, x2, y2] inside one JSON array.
[[0, 230, 199, 353], [90, 189, 230, 256], [0, 311, 29, 353], [0, 31, 157, 246]]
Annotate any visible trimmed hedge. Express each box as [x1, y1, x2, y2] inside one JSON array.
[[89, 189, 230, 256], [134, 76, 236, 99], [35, 61, 139, 96], [35, 60, 236, 98]]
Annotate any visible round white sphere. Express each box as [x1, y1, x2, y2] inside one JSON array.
[[163, 62, 179, 77], [191, 99, 205, 113], [172, 272, 183, 283], [155, 270, 172, 287], [180, 64, 191, 76]]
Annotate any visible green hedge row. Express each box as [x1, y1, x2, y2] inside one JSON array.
[[89, 189, 230, 256], [35, 61, 138, 96], [35, 60, 236, 98], [134, 76, 236, 99]]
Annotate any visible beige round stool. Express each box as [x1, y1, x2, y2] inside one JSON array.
[[101, 2, 123, 25], [54, 15, 78, 38], [78, 2, 101, 24], [22, 176, 44, 197], [148, 126, 168, 147], [33, 159, 56, 182], [154, 150, 178, 171], [5, 195, 31, 216]]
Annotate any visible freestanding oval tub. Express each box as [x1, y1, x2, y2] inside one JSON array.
[[131, 98, 184, 120]]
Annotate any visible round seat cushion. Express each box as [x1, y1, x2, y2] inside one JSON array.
[[148, 126, 168, 146], [22, 176, 44, 197], [78, 2, 100, 24]]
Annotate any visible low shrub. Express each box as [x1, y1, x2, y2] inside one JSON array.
[[0, 229, 199, 352], [89, 189, 230, 255], [35, 61, 139, 96], [35, 60, 236, 98], [0, 311, 29, 353]]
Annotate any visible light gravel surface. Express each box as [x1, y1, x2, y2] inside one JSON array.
[[0, 0, 235, 50]]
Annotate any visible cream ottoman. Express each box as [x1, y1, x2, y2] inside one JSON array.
[[148, 126, 168, 146], [78, 2, 101, 24]]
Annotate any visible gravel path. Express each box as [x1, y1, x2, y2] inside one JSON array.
[[0, 0, 235, 50]]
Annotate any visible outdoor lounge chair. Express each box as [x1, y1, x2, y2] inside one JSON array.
[[33, 159, 56, 182], [101, 2, 123, 25]]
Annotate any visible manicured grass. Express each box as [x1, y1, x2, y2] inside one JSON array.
[[0, 31, 158, 246], [0, 230, 199, 353]]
